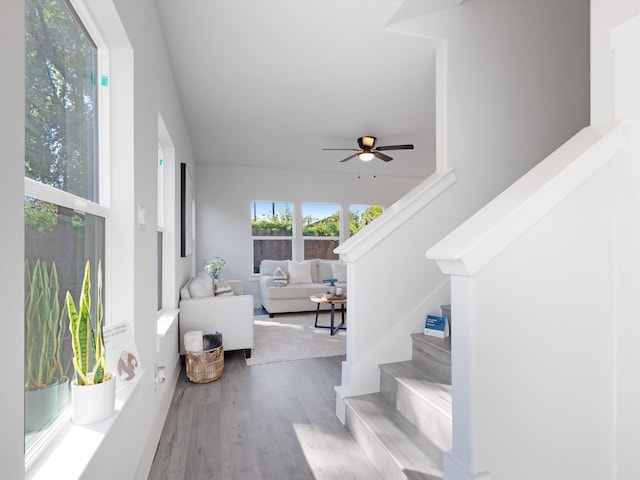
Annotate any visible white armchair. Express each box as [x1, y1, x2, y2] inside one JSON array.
[[178, 272, 254, 357]]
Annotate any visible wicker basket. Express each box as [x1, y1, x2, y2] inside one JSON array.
[[186, 346, 224, 383]]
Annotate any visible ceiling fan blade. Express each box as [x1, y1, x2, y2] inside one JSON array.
[[322, 148, 359, 151], [375, 144, 414, 151], [374, 151, 393, 162], [339, 153, 360, 163]]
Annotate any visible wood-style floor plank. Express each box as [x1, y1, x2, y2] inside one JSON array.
[[148, 352, 382, 480]]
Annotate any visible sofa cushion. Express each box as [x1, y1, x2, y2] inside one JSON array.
[[260, 259, 289, 276], [268, 283, 327, 300], [287, 260, 313, 284], [189, 273, 214, 297], [316, 259, 334, 282], [273, 266, 288, 287], [331, 262, 347, 282]]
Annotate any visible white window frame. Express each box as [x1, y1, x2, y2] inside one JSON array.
[[24, 0, 111, 468]]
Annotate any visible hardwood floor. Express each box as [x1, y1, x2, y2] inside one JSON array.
[[148, 351, 382, 480]]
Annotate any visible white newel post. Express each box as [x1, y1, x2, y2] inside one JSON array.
[[611, 14, 640, 123], [441, 275, 493, 480]]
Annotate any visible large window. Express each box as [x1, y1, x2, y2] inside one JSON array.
[[251, 201, 293, 273], [303, 203, 340, 260], [251, 202, 383, 270], [24, 0, 107, 457]]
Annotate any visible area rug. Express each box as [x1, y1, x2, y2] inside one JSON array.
[[245, 312, 346, 366]]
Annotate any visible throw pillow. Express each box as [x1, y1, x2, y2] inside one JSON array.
[[287, 260, 313, 284], [331, 262, 347, 283], [214, 279, 234, 296], [273, 266, 288, 287]]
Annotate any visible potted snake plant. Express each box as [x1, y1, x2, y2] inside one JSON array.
[[24, 259, 66, 432], [65, 260, 115, 425]]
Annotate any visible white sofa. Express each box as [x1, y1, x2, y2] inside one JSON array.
[[179, 271, 254, 357], [259, 259, 347, 317]]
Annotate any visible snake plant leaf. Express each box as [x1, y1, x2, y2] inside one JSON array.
[[25, 259, 64, 390], [92, 260, 106, 384], [66, 260, 108, 386], [67, 261, 92, 385]]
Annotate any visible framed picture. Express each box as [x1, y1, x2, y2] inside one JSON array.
[[180, 162, 193, 257]]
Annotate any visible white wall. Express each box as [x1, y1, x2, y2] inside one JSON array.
[[194, 163, 421, 305], [468, 165, 616, 479], [82, 1, 195, 477], [1, 0, 196, 478], [0, 2, 26, 478], [338, 0, 591, 398]]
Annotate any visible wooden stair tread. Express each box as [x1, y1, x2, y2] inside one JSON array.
[[380, 361, 452, 418], [346, 393, 445, 479]]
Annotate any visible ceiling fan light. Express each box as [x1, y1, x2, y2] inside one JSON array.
[[359, 151, 374, 162]]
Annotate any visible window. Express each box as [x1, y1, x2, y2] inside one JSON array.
[[157, 116, 177, 313], [303, 203, 340, 260], [157, 145, 164, 311], [24, 0, 107, 457], [251, 201, 293, 273], [349, 204, 383, 236]]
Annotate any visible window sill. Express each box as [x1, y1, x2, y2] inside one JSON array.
[[157, 308, 179, 352], [26, 372, 145, 480]]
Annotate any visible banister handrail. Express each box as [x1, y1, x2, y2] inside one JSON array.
[[336, 168, 457, 263], [426, 122, 627, 276]]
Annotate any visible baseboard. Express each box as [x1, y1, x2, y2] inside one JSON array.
[[444, 451, 493, 480], [133, 357, 181, 480]]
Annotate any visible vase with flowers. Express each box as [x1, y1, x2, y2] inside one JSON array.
[[204, 256, 226, 280]]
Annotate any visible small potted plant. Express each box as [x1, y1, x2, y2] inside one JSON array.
[[24, 259, 66, 432], [204, 256, 226, 280], [65, 260, 115, 425]]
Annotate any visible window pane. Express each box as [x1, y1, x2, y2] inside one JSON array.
[[24, 197, 105, 439], [251, 201, 293, 235], [253, 239, 292, 273], [25, 0, 99, 201], [302, 203, 340, 237], [157, 231, 163, 311], [304, 239, 338, 260], [350, 204, 383, 236]]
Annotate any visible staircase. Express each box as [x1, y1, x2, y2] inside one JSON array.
[[344, 333, 452, 480]]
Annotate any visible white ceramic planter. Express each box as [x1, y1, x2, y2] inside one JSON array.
[[71, 374, 116, 425]]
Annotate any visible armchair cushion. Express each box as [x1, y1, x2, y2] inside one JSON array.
[[214, 279, 234, 296], [189, 271, 214, 297]]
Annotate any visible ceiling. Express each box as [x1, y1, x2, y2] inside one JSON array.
[[156, 1, 450, 178]]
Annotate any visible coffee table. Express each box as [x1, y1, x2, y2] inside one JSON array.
[[309, 295, 347, 335]]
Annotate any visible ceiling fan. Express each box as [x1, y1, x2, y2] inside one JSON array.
[[322, 136, 414, 163]]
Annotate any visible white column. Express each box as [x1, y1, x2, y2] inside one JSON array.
[[443, 275, 492, 480]]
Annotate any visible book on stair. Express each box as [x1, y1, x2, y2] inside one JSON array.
[[424, 314, 450, 338]]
